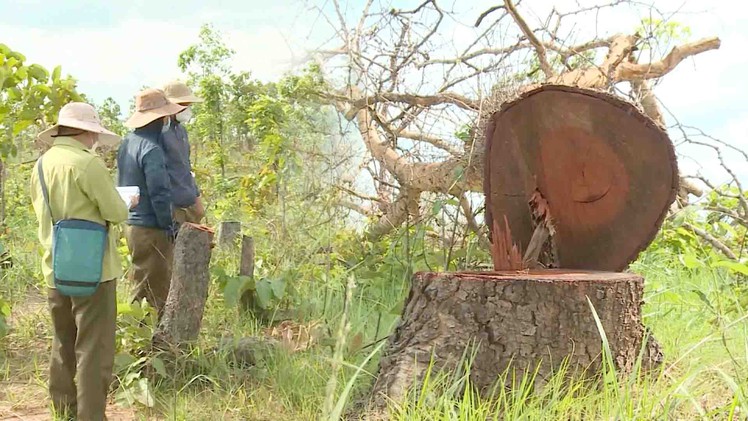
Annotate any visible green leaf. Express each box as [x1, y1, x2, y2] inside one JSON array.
[[270, 276, 286, 299], [14, 65, 27, 79], [133, 377, 155, 407], [114, 352, 137, 372], [680, 254, 703, 269], [712, 260, 748, 276], [223, 275, 253, 308], [431, 200, 445, 216], [28, 64, 48, 82], [52, 65, 61, 82], [7, 87, 22, 100], [151, 357, 167, 377], [255, 278, 274, 309]]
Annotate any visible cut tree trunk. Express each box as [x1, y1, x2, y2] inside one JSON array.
[[366, 270, 662, 413], [483, 85, 678, 271], [153, 223, 215, 347], [217, 221, 241, 249]]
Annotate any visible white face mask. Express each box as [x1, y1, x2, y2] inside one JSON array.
[[175, 107, 193, 123]]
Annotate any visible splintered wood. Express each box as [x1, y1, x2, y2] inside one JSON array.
[[523, 189, 558, 268], [491, 216, 524, 271]]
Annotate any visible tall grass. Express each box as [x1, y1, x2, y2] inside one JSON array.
[[2, 213, 748, 420]]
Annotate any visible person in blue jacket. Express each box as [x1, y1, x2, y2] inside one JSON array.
[[117, 88, 185, 317], [161, 80, 205, 227]]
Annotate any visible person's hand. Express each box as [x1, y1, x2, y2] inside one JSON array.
[[194, 196, 206, 221], [128, 195, 140, 209]]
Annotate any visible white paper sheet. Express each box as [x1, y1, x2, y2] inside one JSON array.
[[116, 186, 140, 205]]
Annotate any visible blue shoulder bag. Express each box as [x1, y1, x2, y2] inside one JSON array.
[[38, 157, 108, 297]]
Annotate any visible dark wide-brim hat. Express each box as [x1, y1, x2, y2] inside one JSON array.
[[125, 88, 186, 128]]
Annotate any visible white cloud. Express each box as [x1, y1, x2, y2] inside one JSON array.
[[0, 18, 303, 108]]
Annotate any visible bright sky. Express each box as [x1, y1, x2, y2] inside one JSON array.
[[1, 0, 746, 185]]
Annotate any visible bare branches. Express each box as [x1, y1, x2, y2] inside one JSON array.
[[617, 37, 721, 80], [475, 5, 506, 27], [397, 130, 461, 155], [459, 194, 489, 248], [365, 189, 421, 240], [314, 0, 723, 241], [346, 92, 480, 116], [505, 0, 553, 78]]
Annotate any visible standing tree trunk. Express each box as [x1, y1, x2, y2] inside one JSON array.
[[153, 223, 215, 347], [238, 235, 258, 313], [366, 270, 662, 413], [0, 158, 5, 225]]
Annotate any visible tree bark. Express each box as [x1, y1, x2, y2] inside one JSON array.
[[366, 270, 662, 412], [0, 158, 5, 225], [217, 221, 241, 249], [153, 223, 215, 347], [238, 235, 258, 313]]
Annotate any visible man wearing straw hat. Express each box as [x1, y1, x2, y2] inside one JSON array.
[[30, 102, 137, 420], [118, 88, 185, 317], [161, 80, 205, 226]]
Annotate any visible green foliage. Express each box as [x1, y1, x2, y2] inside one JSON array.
[[0, 295, 9, 337], [0, 43, 82, 158], [637, 18, 692, 52], [96, 97, 127, 137], [113, 299, 159, 409]]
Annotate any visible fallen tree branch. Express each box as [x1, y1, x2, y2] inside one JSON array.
[[397, 130, 461, 155], [366, 189, 421, 240], [349, 92, 480, 114], [617, 37, 721, 80], [337, 200, 373, 215], [683, 222, 738, 260], [505, 0, 554, 78]]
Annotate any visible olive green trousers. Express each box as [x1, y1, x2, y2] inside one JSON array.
[[48, 280, 116, 421]]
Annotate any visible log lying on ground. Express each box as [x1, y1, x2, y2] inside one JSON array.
[[153, 223, 215, 347], [366, 270, 663, 412]]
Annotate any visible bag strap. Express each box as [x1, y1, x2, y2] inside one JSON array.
[[37, 157, 56, 224], [37, 154, 111, 230]]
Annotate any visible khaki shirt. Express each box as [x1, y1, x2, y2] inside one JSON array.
[[30, 137, 128, 287]]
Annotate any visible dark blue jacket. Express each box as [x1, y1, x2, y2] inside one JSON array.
[[117, 119, 173, 230], [160, 120, 200, 208]]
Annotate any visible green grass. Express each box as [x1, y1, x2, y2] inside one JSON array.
[[1, 224, 748, 420]]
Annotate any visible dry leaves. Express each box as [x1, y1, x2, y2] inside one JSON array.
[[262, 320, 324, 353]]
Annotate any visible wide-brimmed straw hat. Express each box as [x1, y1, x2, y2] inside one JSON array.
[[125, 88, 186, 128], [38, 102, 121, 147], [162, 80, 203, 104]]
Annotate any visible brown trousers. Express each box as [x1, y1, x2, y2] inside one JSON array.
[[125, 225, 173, 317], [48, 280, 116, 421]]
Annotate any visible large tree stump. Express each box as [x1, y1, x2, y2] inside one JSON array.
[[153, 223, 215, 347], [367, 270, 662, 411]]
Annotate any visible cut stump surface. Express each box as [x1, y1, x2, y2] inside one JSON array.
[[367, 270, 662, 412], [483, 85, 678, 271]]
